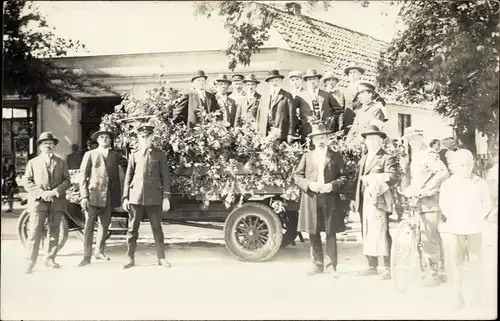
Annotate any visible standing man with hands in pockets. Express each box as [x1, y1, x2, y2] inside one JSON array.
[[122, 123, 172, 269], [78, 125, 124, 266]]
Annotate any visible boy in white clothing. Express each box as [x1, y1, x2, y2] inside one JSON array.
[[439, 149, 492, 311]]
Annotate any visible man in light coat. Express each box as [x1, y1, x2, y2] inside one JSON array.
[[122, 124, 172, 269], [295, 124, 347, 277], [352, 125, 398, 280], [78, 125, 124, 266], [23, 132, 71, 274]]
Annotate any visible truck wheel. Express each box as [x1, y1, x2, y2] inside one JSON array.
[[17, 209, 69, 252], [224, 203, 283, 262], [281, 211, 298, 248]]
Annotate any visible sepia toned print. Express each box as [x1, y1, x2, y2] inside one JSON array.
[[2, 1, 498, 320]]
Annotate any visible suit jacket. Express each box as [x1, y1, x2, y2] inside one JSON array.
[[23, 155, 71, 212], [238, 91, 261, 122], [216, 94, 238, 127], [123, 147, 170, 206], [297, 89, 342, 138], [294, 148, 347, 234], [66, 152, 82, 170], [354, 148, 398, 214], [80, 149, 123, 209], [172, 90, 219, 128], [256, 88, 295, 141]]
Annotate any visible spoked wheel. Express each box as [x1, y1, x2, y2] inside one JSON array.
[[224, 203, 283, 262], [17, 209, 69, 251], [390, 219, 417, 293], [280, 211, 298, 248]]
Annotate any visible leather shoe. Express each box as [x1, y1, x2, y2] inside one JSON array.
[[357, 267, 378, 276], [307, 268, 324, 276], [381, 269, 391, 280], [25, 264, 34, 274], [78, 257, 91, 267], [158, 258, 172, 268], [122, 260, 135, 269], [45, 260, 61, 269], [95, 253, 111, 261]]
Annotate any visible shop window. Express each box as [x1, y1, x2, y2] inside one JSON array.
[[80, 96, 122, 147]]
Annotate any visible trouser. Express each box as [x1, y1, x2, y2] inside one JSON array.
[[26, 210, 63, 264], [420, 211, 443, 271], [310, 233, 338, 271], [83, 205, 112, 258], [440, 233, 482, 304], [366, 219, 392, 269], [126, 204, 165, 259]]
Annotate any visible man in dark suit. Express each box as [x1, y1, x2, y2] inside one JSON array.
[[23, 132, 71, 274], [296, 68, 342, 142], [323, 71, 345, 132], [78, 125, 123, 266], [122, 124, 171, 269], [294, 124, 347, 277], [172, 70, 219, 128], [352, 125, 398, 280], [66, 144, 83, 170], [256, 70, 296, 143], [214, 74, 238, 127]]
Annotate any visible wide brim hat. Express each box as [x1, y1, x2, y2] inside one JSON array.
[[265, 70, 285, 82], [402, 126, 424, 138], [36, 132, 59, 145], [361, 124, 387, 139], [191, 70, 208, 82], [308, 124, 332, 137], [136, 124, 155, 135], [242, 74, 260, 84], [214, 74, 232, 84], [287, 70, 304, 79], [353, 82, 377, 101], [344, 64, 366, 76], [231, 74, 244, 81], [323, 71, 340, 83], [302, 68, 323, 81], [92, 126, 115, 140]]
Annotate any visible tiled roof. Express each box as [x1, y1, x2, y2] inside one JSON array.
[[265, 4, 388, 88]]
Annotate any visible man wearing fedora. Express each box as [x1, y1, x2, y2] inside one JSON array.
[[229, 74, 247, 112], [346, 82, 387, 142], [401, 126, 449, 286], [122, 123, 172, 269], [22, 132, 71, 274], [323, 71, 345, 131], [214, 74, 238, 127], [296, 68, 342, 141], [172, 70, 220, 128], [78, 125, 123, 267], [256, 70, 296, 143], [352, 125, 398, 280], [288, 70, 305, 99], [240, 74, 262, 121], [343, 64, 365, 133], [294, 124, 347, 277]]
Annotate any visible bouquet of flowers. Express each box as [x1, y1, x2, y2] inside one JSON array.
[[66, 169, 82, 204]]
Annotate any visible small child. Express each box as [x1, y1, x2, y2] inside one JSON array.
[[438, 149, 492, 311]]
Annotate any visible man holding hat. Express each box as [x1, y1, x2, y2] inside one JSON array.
[[122, 123, 172, 269], [256, 70, 296, 143], [402, 126, 449, 286], [23, 132, 71, 274], [352, 124, 398, 280], [241, 74, 262, 121], [214, 74, 238, 127], [172, 70, 219, 128], [294, 124, 347, 277], [296, 68, 342, 141], [78, 124, 124, 267]]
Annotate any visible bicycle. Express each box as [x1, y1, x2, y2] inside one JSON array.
[[390, 193, 425, 293]]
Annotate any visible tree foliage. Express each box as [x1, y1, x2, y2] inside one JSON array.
[[194, 1, 331, 71], [3, 0, 110, 104], [377, 0, 500, 154]]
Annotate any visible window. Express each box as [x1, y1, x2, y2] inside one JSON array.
[[398, 113, 412, 137]]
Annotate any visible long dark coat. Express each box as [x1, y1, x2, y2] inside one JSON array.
[[294, 148, 347, 235], [296, 89, 342, 139], [172, 90, 219, 128], [80, 149, 123, 209], [123, 147, 170, 206], [256, 88, 296, 141]]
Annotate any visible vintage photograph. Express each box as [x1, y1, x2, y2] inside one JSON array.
[[1, 1, 498, 320]]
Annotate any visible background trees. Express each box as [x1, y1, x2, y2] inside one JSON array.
[[3, 0, 108, 104]]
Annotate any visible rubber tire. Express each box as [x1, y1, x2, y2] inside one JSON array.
[[17, 209, 69, 252], [390, 219, 417, 293], [224, 203, 283, 262], [280, 211, 298, 248]]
